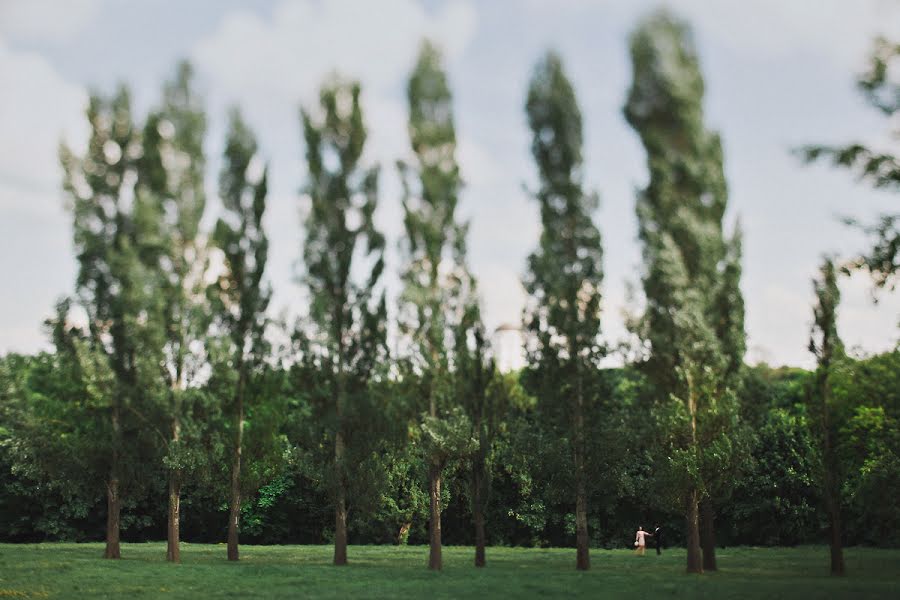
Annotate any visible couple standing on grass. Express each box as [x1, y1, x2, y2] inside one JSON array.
[[634, 525, 662, 556]]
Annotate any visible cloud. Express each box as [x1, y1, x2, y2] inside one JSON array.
[[193, 0, 476, 163], [0, 40, 87, 354], [0, 0, 103, 43], [0, 40, 89, 215], [671, 0, 900, 70], [190, 0, 479, 338], [192, 0, 476, 102]]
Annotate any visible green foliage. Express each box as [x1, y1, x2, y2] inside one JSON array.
[[523, 51, 604, 373], [299, 77, 386, 363], [420, 407, 477, 466], [211, 108, 271, 368], [723, 407, 820, 545], [398, 41, 474, 376], [830, 349, 900, 546]]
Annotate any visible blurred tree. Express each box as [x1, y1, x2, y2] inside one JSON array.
[[808, 258, 846, 575], [299, 77, 387, 566], [136, 60, 211, 563], [800, 37, 899, 292], [456, 316, 503, 567], [624, 10, 746, 573], [398, 41, 479, 570], [523, 50, 605, 571], [60, 87, 166, 558], [210, 109, 272, 561]]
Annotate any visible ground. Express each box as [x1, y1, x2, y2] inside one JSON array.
[[0, 543, 898, 599]]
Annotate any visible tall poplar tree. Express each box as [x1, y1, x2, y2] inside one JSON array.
[[398, 41, 479, 571], [523, 51, 605, 572], [809, 258, 846, 576], [60, 86, 163, 559], [210, 109, 271, 562], [624, 10, 745, 573], [137, 60, 209, 563], [299, 78, 387, 566]]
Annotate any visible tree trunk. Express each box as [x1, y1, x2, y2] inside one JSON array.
[[104, 477, 121, 559], [574, 464, 589, 571], [167, 411, 182, 563], [685, 489, 703, 573], [700, 499, 717, 571], [820, 372, 845, 576], [685, 372, 702, 574], [104, 402, 121, 559], [167, 476, 181, 563], [823, 430, 845, 575], [473, 459, 486, 567], [573, 371, 590, 571], [827, 498, 845, 576], [428, 463, 442, 571], [226, 372, 244, 562], [334, 429, 348, 566]]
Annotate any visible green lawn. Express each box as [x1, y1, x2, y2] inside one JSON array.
[[1, 543, 898, 599]]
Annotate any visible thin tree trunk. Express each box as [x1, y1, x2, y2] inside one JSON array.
[[685, 373, 702, 574], [686, 489, 703, 573], [700, 499, 717, 571], [334, 429, 348, 566], [104, 402, 121, 559], [227, 370, 244, 562], [332, 315, 349, 566], [473, 456, 486, 567], [427, 372, 442, 571], [428, 463, 442, 571], [573, 370, 589, 571], [822, 422, 845, 575], [167, 475, 181, 563], [818, 367, 845, 576], [104, 477, 121, 559], [574, 459, 589, 571], [167, 409, 182, 563]]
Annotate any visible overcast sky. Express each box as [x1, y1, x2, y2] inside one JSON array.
[[2, 0, 899, 369]]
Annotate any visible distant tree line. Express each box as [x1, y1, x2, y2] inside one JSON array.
[[1, 10, 898, 578]]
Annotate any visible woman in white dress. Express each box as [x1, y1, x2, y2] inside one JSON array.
[[634, 526, 653, 556]]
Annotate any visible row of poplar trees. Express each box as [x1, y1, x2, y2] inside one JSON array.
[[50, 11, 754, 573], [522, 13, 747, 572]]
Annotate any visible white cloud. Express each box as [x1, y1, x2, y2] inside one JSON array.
[[745, 271, 900, 369], [0, 40, 89, 215], [671, 0, 900, 70], [192, 0, 476, 164], [0, 40, 87, 354], [838, 270, 900, 357], [0, 0, 103, 43], [192, 0, 476, 103], [191, 0, 479, 342]]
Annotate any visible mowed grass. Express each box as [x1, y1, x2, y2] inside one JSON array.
[[1, 543, 899, 599]]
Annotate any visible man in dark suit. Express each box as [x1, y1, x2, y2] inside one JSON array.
[[654, 524, 662, 555]]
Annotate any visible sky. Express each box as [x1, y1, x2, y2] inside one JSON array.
[[1, 0, 899, 369]]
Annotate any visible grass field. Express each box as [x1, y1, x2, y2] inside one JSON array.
[[1, 543, 898, 599]]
